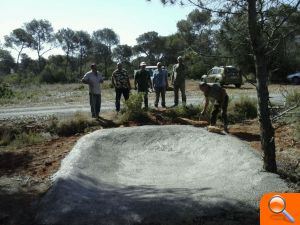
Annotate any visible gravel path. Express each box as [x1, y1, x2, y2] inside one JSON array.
[[0, 93, 284, 120]]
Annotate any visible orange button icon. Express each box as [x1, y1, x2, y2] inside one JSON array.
[[269, 195, 295, 223], [261, 193, 300, 225]]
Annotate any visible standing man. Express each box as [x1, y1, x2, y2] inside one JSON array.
[[134, 62, 152, 109], [199, 82, 229, 132], [152, 62, 168, 108], [111, 62, 131, 112], [81, 63, 104, 118], [171, 56, 187, 106]]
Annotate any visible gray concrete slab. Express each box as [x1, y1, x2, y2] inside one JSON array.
[[36, 125, 288, 225]]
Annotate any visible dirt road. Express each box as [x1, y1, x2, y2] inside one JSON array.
[[0, 93, 284, 120]]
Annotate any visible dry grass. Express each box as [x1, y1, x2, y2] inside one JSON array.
[[0, 81, 115, 107], [49, 112, 99, 136]]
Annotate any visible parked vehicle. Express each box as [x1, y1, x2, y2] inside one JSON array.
[[134, 66, 167, 79], [201, 66, 242, 88], [287, 72, 300, 84]]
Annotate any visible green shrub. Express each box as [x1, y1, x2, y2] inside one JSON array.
[[102, 81, 114, 89], [12, 131, 45, 147], [2, 73, 40, 85], [295, 121, 300, 141], [0, 127, 16, 146], [285, 90, 300, 107], [228, 96, 257, 123], [73, 84, 85, 91], [0, 83, 14, 98], [54, 112, 97, 136], [0, 122, 47, 147], [243, 73, 256, 83], [164, 105, 202, 119], [119, 93, 149, 123], [40, 64, 69, 83], [125, 93, 143, 112]]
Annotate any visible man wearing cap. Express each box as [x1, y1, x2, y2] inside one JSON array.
[[199, 82, 229, 132], [152, 62, 168, 108], [81, 63, 104, 118], [134, 62, 152, 109], [111, 62, 131, 112], [171, 56, 187, 106]]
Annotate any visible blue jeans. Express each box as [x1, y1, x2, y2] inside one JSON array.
[[154, 87, 166, 107]]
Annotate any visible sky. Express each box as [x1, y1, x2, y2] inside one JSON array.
[[0, 0, 195, 59]]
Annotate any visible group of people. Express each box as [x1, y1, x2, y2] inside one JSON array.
[[81, 56, 229, 132]]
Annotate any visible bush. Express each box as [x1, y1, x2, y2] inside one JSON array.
[[243, 73, 256, 83], [0, 126, 17, 146], [285, 90, 300, 107], [102, 81, 114, 89], [189, 62, 208, 80], [53, 112, 97, 136], [228, 96, 257, 123], [0, 122, 46, 147], [0, 83, 14, 98], [12, 131, 45, 147], [40, 64, 69, 83], [164, 105, 202, 120], [295, 121, 300, 142], [119, 93, 148, 123], [283, 91, 300, 129]]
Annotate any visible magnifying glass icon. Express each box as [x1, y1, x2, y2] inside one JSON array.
[[268, 195, 295, 223]]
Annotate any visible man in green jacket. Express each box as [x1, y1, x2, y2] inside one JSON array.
[[199, 82, 229, 132], [134, 62, 153, 109], [171, 56, 187, 106]]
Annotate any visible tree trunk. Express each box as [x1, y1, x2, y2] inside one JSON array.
[[16, 44, 25, 72], [255, 55, 277, 172], [79, 49, 83, 76], [104, 57, 108, 77], [247, 0, 277, 172], [65, 51, 69, 76], [16, 51, 21, 72]]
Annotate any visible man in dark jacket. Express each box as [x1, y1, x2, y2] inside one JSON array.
[[134, 62, 153, 109], [171, 56, 187, 106]]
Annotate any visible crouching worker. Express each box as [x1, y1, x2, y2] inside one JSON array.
[[199, 82, 229, 132]]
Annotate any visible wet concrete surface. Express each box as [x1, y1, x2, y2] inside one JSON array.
[[36, 125, 288, 225]]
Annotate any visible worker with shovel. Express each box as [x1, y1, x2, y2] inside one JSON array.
[[199, 82, 229, 133]]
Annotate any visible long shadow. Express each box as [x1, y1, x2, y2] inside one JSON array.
[[223, 85, 254, 90], [231, 132, 260, 142], [97, 116, 118, 128], [0, 151, 33, 176], [36, 173, 259, 225], [0, 189, 38, 225]]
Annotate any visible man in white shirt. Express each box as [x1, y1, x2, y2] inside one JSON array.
[[81, 63, 104, 118]]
